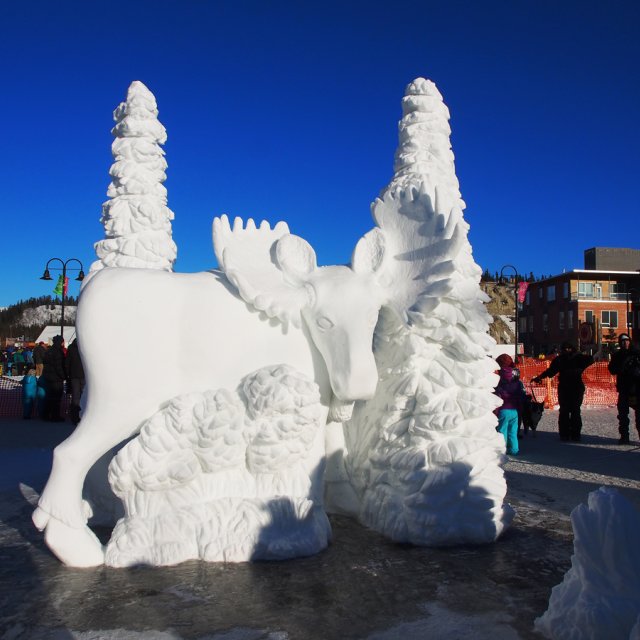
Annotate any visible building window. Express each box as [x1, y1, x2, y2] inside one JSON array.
[[579, 282, 594, 298], [543, 313, 548, 332], [601, 311, 618, 328], [559, 311, 565, 330], [547, 285, 556, 302], [585, 310, 594, 324], [519, 317, 527, 333], [568, 310, 574, 329], [525, 290, 530, 305], [563, 282, 569, 298], [539, 287, 543, 299], [610, 283, 626, 300]]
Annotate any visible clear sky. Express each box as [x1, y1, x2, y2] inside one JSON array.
[[1, 0, 638, 306]]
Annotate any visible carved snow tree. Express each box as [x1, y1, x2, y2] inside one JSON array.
[[89, 81, 177, 276], [342, 78, 512, 545]]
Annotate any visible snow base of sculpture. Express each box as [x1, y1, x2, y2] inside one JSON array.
[[535, 487, 640, 640], [105, 365, 331, 566]]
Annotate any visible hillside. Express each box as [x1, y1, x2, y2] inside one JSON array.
[[481, 282, 517, 345], [0, 297, 77, 344]]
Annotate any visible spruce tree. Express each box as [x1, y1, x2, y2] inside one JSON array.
[[88, 81, 177, 278]]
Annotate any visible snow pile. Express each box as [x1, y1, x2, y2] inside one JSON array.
[[535, 487, 640, 640], [105, 365, 330, 566], [88, 81, 177, 278], [342, 78, 511, 546]]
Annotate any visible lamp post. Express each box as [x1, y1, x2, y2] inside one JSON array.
[[40, 258, 85, 340], [625, 287, 639, 341], [499, 264, 519, 363]]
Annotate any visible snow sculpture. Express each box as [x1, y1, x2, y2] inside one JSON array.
[[88, 80, 177, 278], [33, 77, 511, 568], [105, 365, 330, 566], [535, 487, 640, 640], [32, 217, 385, 567], [337, 78, 512, 545]]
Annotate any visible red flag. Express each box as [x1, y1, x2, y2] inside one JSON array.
[[63, 276, 69, 297], [517, 281, 529, 303]]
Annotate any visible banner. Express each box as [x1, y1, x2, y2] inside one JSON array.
[[517, 281, 529, 304], [53, 275, 64, 297]]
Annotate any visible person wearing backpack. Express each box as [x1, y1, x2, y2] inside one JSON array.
[[608, 333, 640, 445]]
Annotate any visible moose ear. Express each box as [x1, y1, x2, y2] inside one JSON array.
[[276, 234, 317, 284], [352, 228, 386, 274]]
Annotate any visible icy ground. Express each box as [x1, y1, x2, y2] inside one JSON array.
[[0, 408, 638, 639]]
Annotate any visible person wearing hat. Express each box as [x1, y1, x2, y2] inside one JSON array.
[[41, 335, 66, 422], [532, 341, 595, 442], [608, 333, 640, 444], [494, 353, 526, 455]]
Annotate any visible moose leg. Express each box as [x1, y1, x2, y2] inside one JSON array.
[[33, 408, 137, 567]]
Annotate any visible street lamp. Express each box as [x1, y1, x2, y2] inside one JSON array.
[[499, 264, 519, 363], [40, 258, 85, 340], [625, 287, 639, 340]]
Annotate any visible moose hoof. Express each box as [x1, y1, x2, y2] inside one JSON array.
[[32, 506, 50, 531], [42, 516, 105, 567]]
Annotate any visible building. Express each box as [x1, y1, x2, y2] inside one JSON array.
[[519, 249, 640, 356]]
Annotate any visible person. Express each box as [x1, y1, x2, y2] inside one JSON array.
[[607, 333, 640, 445], [21, 368, 38, 419], [532, 341, 595, 442], [24, 346, 34, 369], [495, 353, 526, 456], [65, 338, 85, 425], [41, 335, 66, 422], [13, 347, 25, 376], [33, 341, 46, 377]]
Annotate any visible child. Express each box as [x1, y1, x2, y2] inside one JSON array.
[[22, 368, 38, 419], [495, 354, 526, 456]]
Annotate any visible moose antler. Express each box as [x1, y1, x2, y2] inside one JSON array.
[[212, 214, 312, 329]]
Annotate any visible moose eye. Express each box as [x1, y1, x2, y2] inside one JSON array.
[[316, 316, 334, 331]]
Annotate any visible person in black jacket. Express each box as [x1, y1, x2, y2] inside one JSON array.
[[607, 333, 640, 445], [41, 335, 66, 422], [65, 339, 85, 426], [532, 341, 595, 442]]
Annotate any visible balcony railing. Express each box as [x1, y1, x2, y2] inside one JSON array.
[[570, 292, 628, 301]]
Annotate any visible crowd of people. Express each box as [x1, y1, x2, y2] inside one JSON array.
[[494, 333, 640, 453], [2, 337, 85, 424]]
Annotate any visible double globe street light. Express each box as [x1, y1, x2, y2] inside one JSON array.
[[40, 258, 85, 340], [499, 264, 520, 363]]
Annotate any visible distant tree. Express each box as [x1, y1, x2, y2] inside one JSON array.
[[481, 268, 492, 282], [88, 81, 177, 279]]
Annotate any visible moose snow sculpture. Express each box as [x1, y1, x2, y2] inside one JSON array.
[[33, 77, 512, 568], [32, 215, 388, 566]]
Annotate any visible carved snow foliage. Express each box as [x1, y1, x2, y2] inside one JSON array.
[[344, 78, 512, 546], [536, 488, 640, 640], [105, 365, 330, 566], [88, 81, 177, 278]]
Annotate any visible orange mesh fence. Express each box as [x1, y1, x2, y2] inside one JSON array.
[[0, 376, 69, 419], [518, 359, 618, 408]]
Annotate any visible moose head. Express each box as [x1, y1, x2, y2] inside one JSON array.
[[213, 216, 387, 403]]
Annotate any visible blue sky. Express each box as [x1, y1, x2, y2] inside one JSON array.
[[1, 0, 638, 306]]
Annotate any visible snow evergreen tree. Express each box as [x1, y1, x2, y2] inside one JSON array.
[[88, 81, 177, 278], [343, 79, 512, 546]]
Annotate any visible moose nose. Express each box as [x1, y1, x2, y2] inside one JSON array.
[[332, 364, 379, 402]]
